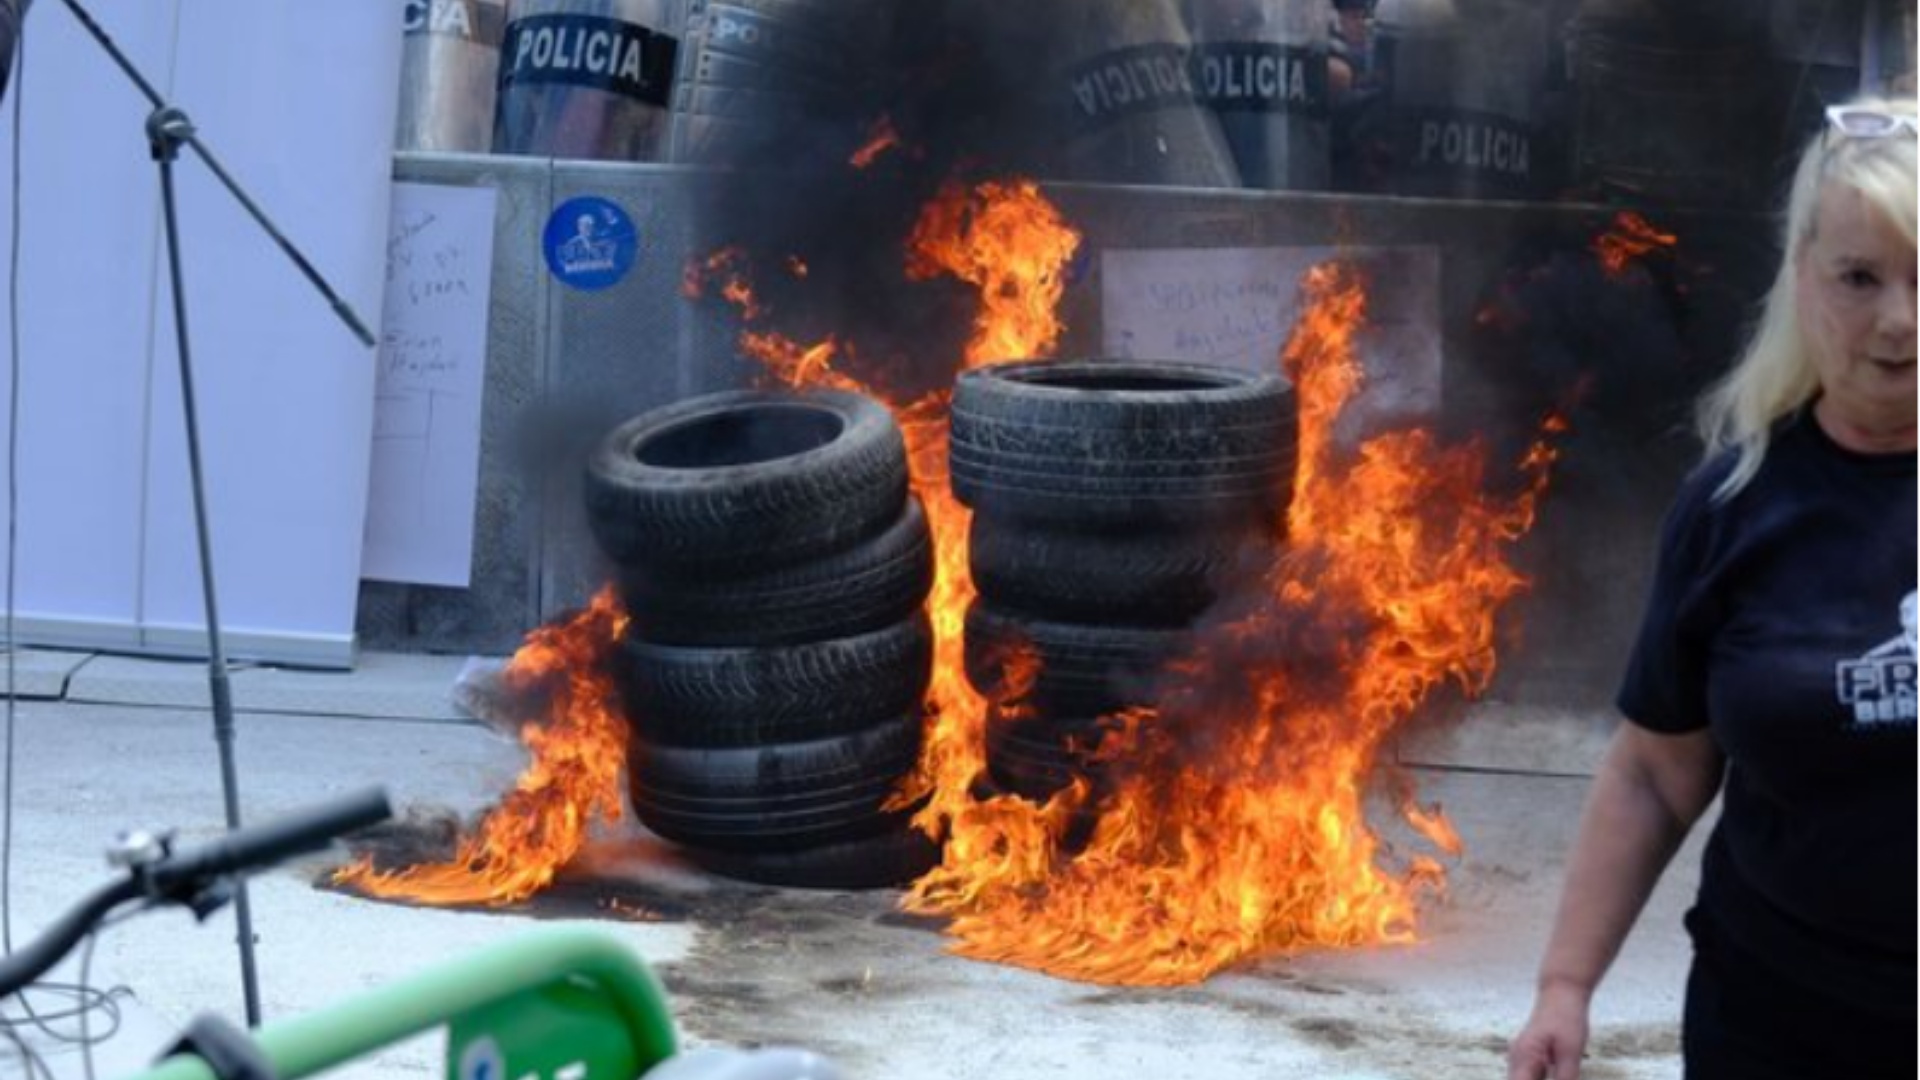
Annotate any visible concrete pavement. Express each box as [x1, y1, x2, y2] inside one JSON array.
[[0, 647, 1700, 1080]]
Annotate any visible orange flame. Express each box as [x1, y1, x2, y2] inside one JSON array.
[[714, 179, 1082, 853], [901, 263, 1564, 985], [851, 114, 904, 169], [882, 394, 987, 820], [333, 589, 631, 905], [906, 179, 1081, 367], [1402, 802, 1465, 858], [682, 246, 765, 321], [887, 182, 1081, 835], [1593, 211, 1677, 277], [742, 330, 865, 395], [701, 183, 1562, 988]]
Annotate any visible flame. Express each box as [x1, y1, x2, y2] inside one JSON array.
[[344, 173, 1078, 913], [682, 246, 765, 321], [332, 589, 631, 905], [1401, 802, 1464, 858], [337, 171, 1566, 976], [699, 182, 1562, 988], [906, 179, 1081, 367], [884, 179, 1083, 841], [710, 178, 1083, 858], [902, 263, 1564, 985], [742, 330, 865, 394], [1593, 211, 1677, 277], [882, 395, 985, 817], [851, 114, 904, 169]]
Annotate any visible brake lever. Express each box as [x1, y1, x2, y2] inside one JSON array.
[[183, 879, 237, 922]]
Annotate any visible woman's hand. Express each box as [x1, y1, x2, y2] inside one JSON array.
[[1507, 723, 1719, 1079], [1507, 981, 1592, 1080]]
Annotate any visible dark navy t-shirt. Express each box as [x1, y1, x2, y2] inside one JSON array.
[[1617, 409, 1916, 1014]]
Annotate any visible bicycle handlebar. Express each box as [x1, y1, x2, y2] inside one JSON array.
[[0, 788, 393, 998], [147, 788, 393, 897], [0, 877, 143, 1000]]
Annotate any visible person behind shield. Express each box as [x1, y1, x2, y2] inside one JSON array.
[[1, 0, 23, 104], [1507, 94, 1917, 1080]]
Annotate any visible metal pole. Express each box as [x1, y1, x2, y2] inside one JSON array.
[[150, 106, 262, 1029]]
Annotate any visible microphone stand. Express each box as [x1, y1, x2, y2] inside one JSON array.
[[51, 0, 379, 1027]]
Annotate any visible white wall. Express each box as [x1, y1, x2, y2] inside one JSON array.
[[0, 1, 402, 668]]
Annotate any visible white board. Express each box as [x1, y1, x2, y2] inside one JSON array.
[[0, 0, 177, 647], [1102, 245, 1443, 444], [0, 0, 401, 667], [361, 182, 498, 588]]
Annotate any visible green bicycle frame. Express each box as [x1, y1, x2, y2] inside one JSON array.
[[128, 928, 678, 1080]]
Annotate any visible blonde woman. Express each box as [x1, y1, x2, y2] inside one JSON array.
[[1509, 96, 1917, 1080]]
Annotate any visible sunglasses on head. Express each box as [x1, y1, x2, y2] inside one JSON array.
[[1824, 105, 1920, 140]]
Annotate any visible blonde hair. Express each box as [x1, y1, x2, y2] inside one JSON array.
[[1695, 94, 1918, 499]]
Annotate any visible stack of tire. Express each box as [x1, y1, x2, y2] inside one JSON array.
[[949, 360, 1297, 816], [583, 389, 940, 889]]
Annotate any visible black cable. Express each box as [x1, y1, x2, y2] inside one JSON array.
[[0, 984, 129, 1080], [3, 0, 26, 963], [1, 985, 125, 1030], [79, 930, 97, 1080], [1, 912, 136, 1072], [1, 1020, 52, 1080]]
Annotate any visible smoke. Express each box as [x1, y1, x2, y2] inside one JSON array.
[[679, 0, 1224, 396]]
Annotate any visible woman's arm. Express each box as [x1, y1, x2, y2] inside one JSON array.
[[1507, 720, 1724, 1080]]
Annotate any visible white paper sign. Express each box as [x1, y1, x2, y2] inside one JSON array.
[[361, 182, 499, 588], [1102, 246, 1443, 441]]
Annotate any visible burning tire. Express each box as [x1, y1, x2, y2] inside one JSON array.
[[985, 712, 1105, 800], [584, 389, 907, 570], [953, 359, 1295, 808], [963, 601, 1190, 718], [675, 808, 941, 890], [948, 359, 1296, 527], [615, 614, 932, 748], [628, 712, 923, 851], [980, 712, 1115, 853], [969, 514, 1272, 626], [620, 495, 933, 647], [589, 387, 934, 887]]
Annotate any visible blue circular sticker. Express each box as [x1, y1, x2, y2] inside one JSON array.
[[543, 196, 637, 291]]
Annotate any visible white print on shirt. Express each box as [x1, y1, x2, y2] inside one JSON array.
[[1835, 589, 1917, 727]]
